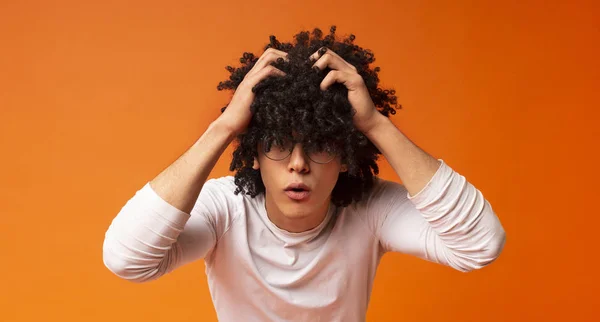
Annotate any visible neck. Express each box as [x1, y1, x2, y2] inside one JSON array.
[[264, 195, 331, 233]]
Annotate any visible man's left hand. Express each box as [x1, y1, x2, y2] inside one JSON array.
[[310, 47, 384, 134]]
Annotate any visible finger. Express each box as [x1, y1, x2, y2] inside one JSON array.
[[320, 70, 364, 91], [320, 70, 347, 91], [308, 46, 328, 62], [310, 47, 356, 73], [252, 65, 286, 83], [248, 51, 287, 79], [252, 48, 289, 73]]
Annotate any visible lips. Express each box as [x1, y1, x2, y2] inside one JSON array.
[[285, 183, 310, 191], [284, 183, 311, 201]]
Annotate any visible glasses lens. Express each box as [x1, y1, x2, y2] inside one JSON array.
[[264, 139, 293, 160], [307, 150, 334, 163], [263, 138, 339, 163], [307, 143, 338, 163]]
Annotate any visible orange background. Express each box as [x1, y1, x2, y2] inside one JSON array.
[[1, 0, 598, 321]]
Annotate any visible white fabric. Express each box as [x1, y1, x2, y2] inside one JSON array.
[[103, 159, 505, 321]]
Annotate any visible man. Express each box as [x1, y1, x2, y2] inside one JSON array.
[[103, 26, 506, 321]]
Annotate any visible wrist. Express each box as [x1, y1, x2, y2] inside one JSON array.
[[361, 113, 390, 137], [206, 117, 238, 144]]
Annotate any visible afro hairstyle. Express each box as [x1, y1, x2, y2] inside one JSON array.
[[217, 26, 400, 207]]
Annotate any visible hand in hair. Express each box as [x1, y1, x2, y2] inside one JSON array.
[[310, 47, 384, 134], [218, 48, 288, 135], [217, 26, 400, 207]]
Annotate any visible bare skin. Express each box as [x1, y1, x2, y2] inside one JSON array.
[[149, 48, 288, 215], [149, 45, 441, 233]]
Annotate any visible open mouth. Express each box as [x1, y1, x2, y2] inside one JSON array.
[[284, 184, 311, 201]]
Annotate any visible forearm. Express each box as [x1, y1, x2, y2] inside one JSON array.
[[104, 118, 232, 282], [367, 116, 506, 270], [150, 117, 236, 214], [364, 115, 442, 197]]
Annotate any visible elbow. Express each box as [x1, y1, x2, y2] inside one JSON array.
[[487, 226, 507, 262], [103, 250, 139, 283], [458, 226, 507, 273], [102, 240, 160, 284]]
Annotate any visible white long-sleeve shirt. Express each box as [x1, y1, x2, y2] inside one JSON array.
[[103, 159, 506, 321]]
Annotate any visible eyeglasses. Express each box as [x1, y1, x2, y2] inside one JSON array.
[[261, 138, 338, 164]]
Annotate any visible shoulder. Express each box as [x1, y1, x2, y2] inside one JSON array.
[[198, 175, 253, 210], [197, 175, 263, 216], [203, 175, 237, 192], [359, 176, 410, 209], [347, 176, 411, 234], [193, 176, 242, 219], [201, 175, 261, 205], [191, 176, 249, 238]]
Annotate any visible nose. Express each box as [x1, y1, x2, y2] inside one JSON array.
[[287, 143, 310, 173]]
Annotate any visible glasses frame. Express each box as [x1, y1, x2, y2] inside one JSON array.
[[261, 137, 338, 164]]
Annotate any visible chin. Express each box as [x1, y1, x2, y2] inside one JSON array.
[[279, 202, 316, 219]]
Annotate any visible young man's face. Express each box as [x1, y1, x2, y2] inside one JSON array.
[[255, 138, 347, 231]]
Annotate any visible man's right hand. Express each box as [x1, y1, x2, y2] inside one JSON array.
[[218, 48, 288, 135]]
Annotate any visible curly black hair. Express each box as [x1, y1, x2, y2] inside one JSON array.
[[217, 26, 400, 207]]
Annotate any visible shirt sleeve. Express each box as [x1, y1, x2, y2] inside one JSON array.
[[102, 177, 236, 282], [365, 159, 506, 272]]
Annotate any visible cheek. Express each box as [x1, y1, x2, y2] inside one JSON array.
[[257, 159, 282, 189], [317, 164, 342, 187]]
